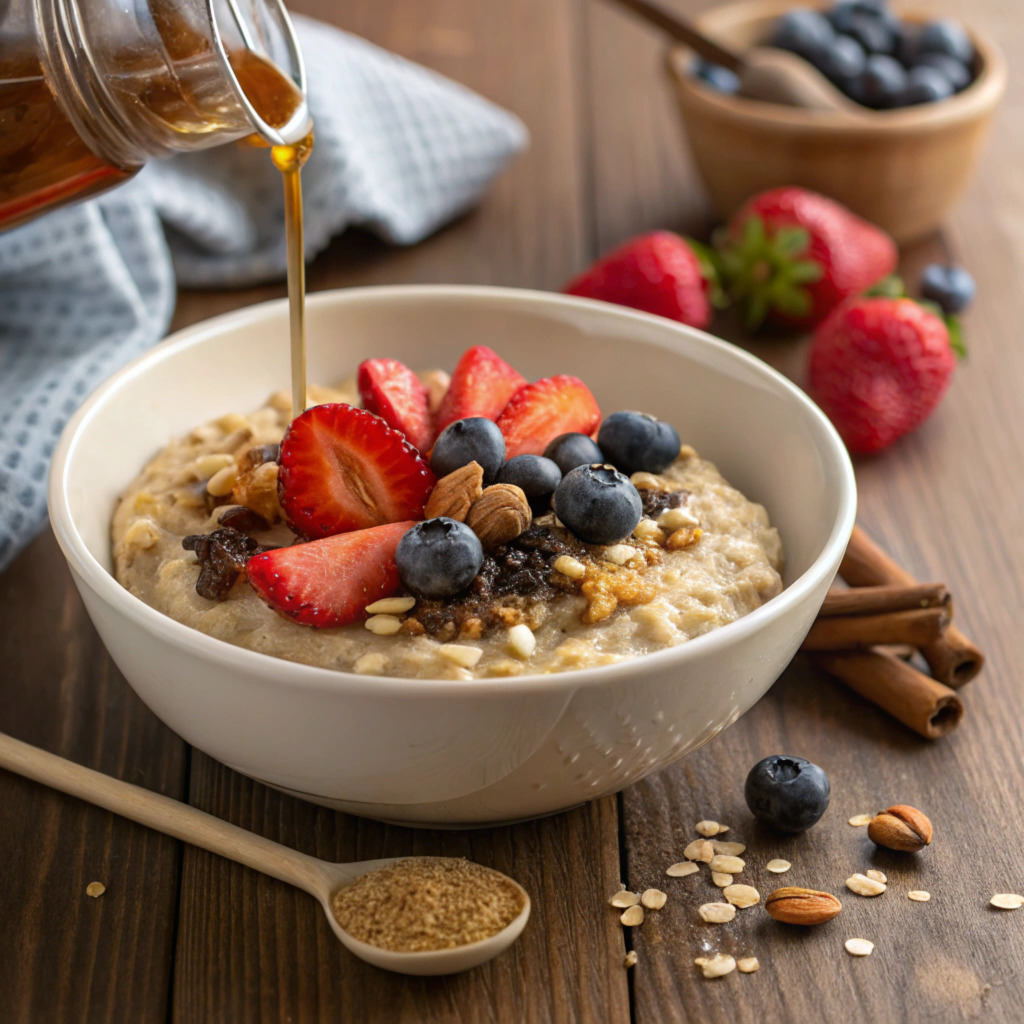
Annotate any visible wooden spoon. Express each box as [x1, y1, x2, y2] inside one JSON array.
[[606, 0, 866, 115], [0, 731, 530, 976]]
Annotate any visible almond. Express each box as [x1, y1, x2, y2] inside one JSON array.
[[867, 804, 933, 853], [424, 462, 484, 522], [466, 483, 532, 549], [765, 887, 842, 926]]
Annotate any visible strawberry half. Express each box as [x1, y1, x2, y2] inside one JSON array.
[[496, 375, 601, 458], [435, 346, 527, 432], [278, 404, 436, 538], [246, 521, 415, 628], [357, 357, 434, 453]]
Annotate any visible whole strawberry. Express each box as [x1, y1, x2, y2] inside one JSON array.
[[564, 231, 712, 329], [717, 187, 898, 329], [808, 298, 956, 454]]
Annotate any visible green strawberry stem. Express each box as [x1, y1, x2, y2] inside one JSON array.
[[685, 237, 729, 310]]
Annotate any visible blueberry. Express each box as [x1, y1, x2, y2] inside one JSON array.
[[857, 54, 906, 108], [899, 64, 954, 106], [814, 34, 867, 89], [843, 13, 895, 56], [496, 455, 563, 516], [896, 22, 921, 66], [914, 52, 971, 92], [395, 517, 483, 598], [920, 264, 976, 314], [744, 755, 831, 833], [918, 19, 974, 67], [597, 411, 681, 476], [430, 417, 506, 483], [552, 464, 642, 545], [543, 432, 605, 476], [692, 58, 740, 95], [770, 10, 835, 63]]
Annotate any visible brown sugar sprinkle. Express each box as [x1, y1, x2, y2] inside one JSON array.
[[331, 857, 525, 952]]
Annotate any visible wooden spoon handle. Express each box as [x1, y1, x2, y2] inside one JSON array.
[[0, 732, 331, 897], [602, 0, 742, 71]]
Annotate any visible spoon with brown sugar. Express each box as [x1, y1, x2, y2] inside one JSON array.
[[0, 731, 530, 976]]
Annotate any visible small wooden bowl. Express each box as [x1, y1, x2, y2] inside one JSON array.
[[667, 0, 1007, 243]]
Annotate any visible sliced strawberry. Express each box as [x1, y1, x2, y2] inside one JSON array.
[[246, 521, 415, 628], [278, 404, 436, 538], [357, 357, 434, 453], [495, 375, 601, 458], [435, 345, 527, 432]]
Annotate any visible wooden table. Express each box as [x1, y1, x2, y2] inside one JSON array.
[[3, 1, 1023, 1020]]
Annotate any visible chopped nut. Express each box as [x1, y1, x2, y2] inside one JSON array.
[[424, 462, 484, 522], [365, 596, 417, 615], [695, 820, 721, 837], [353, 653, 389, 675], [724, 884, 760, 909], [867, 805, 933, 853], [641, 889, 667, 910], [737, 957, 760, 974], [846, 873, 887, 897], [123, 518, 161, 550], [845, 938, 874, 957], [85, 881, 106, 898], [438, 643, 483, 669], [766, 859, 791, 874], [702, 953, 737, 978], [624, 950, 638, 968], [990, 893, 1024, 910], [712, 872, 733, 887], [365, 614, 402, 636], [765, 887, 842, 926], [553, 555, 586, 580], [206, 463, 239, 497], [666, 862, 699, 878], [630, 471, 672, 492], [848, 814, 872, 827], [633, 520, 664, 543], [603, 544, 638, 565], [711, 840, 746, 857], [620, 905, 644, 926], [684, 840, 715, 863], [908, 890, 931, 902], [658, 506, 699, 531], [467, 484, 532, 548], [865, 869, 887, 884], [699, 902, 736, 924], [609, 890, 641, 908], [193, 452, 235, 479], [709, 854, 745, 875], [665, 526, 702, 550], [507, 623, 536, 659]]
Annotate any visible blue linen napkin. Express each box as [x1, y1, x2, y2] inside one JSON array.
[[0, 15, 527, 571]]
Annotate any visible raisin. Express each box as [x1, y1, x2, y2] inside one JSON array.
[[182, 527, 264, 601], [217, 505, 271, 533], [639, 487, 689, 519]]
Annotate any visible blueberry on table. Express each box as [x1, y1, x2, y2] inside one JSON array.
[[744, 755, 831, 833], [553, 464, 642, 545], [899, 64, 955, 106], [920, 264, 976, 314], [918, 19, 975, 67], [896, 22, 922, 66], [395, 517, 483, 598], [496, 455, 563, 516], [691, 58, 740, 95], [914, 52, 971, 92], [857, 54, 906, 108], [843, 13, 895, 56], [814, 34, 866, 88], [430, 417, 506, 483], [770, 10, 835, 63], [543, 432, 605, 476], [597, 411, 681, 476]]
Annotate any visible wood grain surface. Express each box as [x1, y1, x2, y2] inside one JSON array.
[[2, 0, 1023, 1021]]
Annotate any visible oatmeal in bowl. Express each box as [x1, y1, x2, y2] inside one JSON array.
[[112, 346, 783, 680]]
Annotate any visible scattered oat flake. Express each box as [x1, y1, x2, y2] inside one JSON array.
[[990, 893, 1024, 910], [85, 882, 106, 898], [621, 905, 645, 926], [694, 957, 709, 967], [610, 890, 641, 908], [866, 869, 887, 884], [716, 825, 730, 834], [684, 839, 715, 863], [724, 884, 760, 909], [699, 902, 737, 924], [710, 854, 745, 875], [712, 872, 733, 887], [702, 953, 737, 978], [666, 861, 699, 877], [908, 890, 931, 902], [695, 820, 721, 837], [846, 872, 886, 897], [711, 840, 746, 857], [845, 938, 874, 957], [624, 950, 638, 968], [848, 814, 872, 827], [766, 859, 791, 874], [737, 957, 760, 974], [641, 888, 667, 910]]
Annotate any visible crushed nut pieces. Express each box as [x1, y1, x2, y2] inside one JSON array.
[[867, 804, 933, 853], [846, 873, 887, 897]]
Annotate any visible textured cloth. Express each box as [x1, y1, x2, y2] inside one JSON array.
[[0, 16, 527, 571]]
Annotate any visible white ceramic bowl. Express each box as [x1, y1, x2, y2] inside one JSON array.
[[49, 286, 855, 826]]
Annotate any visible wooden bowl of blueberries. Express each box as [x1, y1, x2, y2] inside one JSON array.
[[666, 0, 1007, 243]]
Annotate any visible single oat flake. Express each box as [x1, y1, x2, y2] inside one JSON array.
[[845, 938, 875, 957], [724, 884, 760, 909], [666, 861, 699, 878], [711, 872, 733, 887], [908, 890, 931, 902], [699, 902, 737, 924], [610, 890, 641, 908], [641, 888, 667, 910], [702, 953, 737, 978], [866, 869, 887, 884], [848, 814, 873, 827], [846, 873, 886, 897], [621, 905, 645, 926], [990, 893, 1024, 910], [737, 957, 760, 973], [85, 881, 106, 898], [624, 950, 638, 968], [694, 957, 709, 967], [766, 859, 791, 874], [696, 820, 721, 837], [684, 839, 715, 863], [711, 840, 746, 857]]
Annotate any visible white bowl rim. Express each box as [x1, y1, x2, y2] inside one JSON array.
[[48, 284, 856, 698]]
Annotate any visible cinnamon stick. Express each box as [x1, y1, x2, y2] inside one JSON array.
[[814, 650, 964, 740], [840, 526, 984, 687], [818, 583, 950, 618], [801, 607, 948, 652]]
